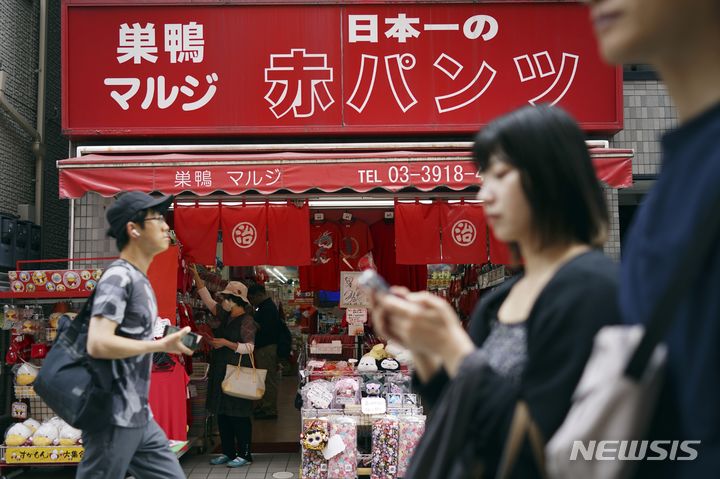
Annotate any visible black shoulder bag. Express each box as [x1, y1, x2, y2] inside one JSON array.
[[34, 290, 114, 432]]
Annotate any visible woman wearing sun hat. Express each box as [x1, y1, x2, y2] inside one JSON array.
[[194, 271, 258, 468]]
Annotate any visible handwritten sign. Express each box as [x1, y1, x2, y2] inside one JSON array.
[[340, 272, 370, 308], [361, 397, 387, 415], [346, 308, 367, 324]]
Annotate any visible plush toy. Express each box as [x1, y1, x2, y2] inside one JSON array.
[[385, 341, 413, 366], [379, 357, 400, 372], [367, 343, 389, 361], [357, 355, 378, 373], [59, 425, 82, 446], [48, 312, 63, 329], [5, 423, 32, 446], [15, 363, 39, 386], [333, 377, 360, 407], [22, 418, 40, 433], [31, 423, 59, 446], [301, 422, 329, 451], [365, 380, 382, 397]]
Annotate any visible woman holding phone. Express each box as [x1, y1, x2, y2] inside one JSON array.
[[371, 105, 621, 478], [193, 269, 257, 468]]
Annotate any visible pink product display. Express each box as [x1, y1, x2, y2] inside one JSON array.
[[371, 417, 400, 479], [397, 417, 426, 477], [301, 418, 329, 479], [328, 417, 358, 479]]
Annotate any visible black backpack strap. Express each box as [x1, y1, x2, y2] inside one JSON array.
[[625, 195, 720, 380]]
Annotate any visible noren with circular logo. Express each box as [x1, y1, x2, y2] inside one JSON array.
[[232, 222, 258, 248]]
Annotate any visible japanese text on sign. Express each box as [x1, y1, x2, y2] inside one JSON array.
[[6, 446, 84, 464]]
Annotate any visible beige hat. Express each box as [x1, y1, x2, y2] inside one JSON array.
[[219, 281, 249, 303]]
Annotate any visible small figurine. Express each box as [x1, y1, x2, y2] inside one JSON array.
[[365, 380, 382, 397]]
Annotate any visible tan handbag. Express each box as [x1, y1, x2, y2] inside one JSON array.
[[221, 352, 267, 400]]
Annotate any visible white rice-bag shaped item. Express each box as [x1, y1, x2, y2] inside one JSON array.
[[5, 423, 32, 446], [31, 422, 59, 446], [15, 363, 39, 386], [59, 425, 82, 445], [22, 418, 41, 433]]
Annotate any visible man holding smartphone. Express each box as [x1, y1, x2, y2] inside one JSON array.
[[79, 191, 194, 479]]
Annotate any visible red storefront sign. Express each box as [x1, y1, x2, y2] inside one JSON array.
[[57, 149, 633, 198], [62, 1, 621, 137]]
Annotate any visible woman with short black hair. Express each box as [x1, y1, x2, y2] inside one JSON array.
[[371, 105, 621, 478]]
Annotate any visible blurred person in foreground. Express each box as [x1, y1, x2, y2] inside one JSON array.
[[81, 192, 193, 479], [586, 0, 720, 476], [371, 105, 621, 478]]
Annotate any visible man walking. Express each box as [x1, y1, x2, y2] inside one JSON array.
[[587, 0, 720, 476], [247, 283, 281, 419], [79, 191, 194, 479]]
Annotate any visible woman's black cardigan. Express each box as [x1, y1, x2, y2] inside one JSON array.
[[406, 250, 621, 478]]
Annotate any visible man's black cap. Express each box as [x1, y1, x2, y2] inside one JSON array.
[[106, 191, 173, 238]]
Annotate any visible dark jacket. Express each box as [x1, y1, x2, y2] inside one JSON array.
[[206, 310, 256, 417], [407, 250, 620, 479], [620, 101, 720, 478]]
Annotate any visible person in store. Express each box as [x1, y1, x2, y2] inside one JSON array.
[[193, 270, 257, 468], [370, 105, 621, 478], [247, 283, 281, 420], [587, 0, 720, 476], [80, 191, 193, 479]]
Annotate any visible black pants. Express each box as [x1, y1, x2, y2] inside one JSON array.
[[218, 414, 252, 460]]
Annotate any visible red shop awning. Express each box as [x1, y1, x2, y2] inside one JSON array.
[[58, 149, 633, 199]]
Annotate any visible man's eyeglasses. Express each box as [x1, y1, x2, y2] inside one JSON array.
[[142, 216, 167, 223]]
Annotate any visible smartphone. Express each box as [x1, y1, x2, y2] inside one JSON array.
[[357, 269, 391, 296], [163, 325, 201, 351]]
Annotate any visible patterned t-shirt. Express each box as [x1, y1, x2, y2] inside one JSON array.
[[91, 259, 158, 428]]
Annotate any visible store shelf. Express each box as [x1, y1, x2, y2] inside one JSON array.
[[0, 290, 91, 300]]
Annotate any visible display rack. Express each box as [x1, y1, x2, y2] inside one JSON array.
[[297, 347, 425, 479]]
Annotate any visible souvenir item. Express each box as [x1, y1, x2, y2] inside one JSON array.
[[63, 271, 80, 289], [15, 363, 39, 386], [357, 355, 378, 373], [379, 358, 400, 371], [22, 418, 40, 433], [328, 416, 357, 479], [31, 422, 59, 446], [333, 378, 360, 408], [5, 423, 32, 446], [371, 417, 399, 479], [301, 418, 329, 479], [397, 416, 426, 477], [365, 381, 382, 397], [59, 425, 82, 445]]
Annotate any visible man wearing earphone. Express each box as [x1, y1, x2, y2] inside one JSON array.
[[78, 191, 193, 479]]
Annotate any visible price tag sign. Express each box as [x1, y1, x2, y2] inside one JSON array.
[[346, 308, 367, 324], [348, 323, 364, 336], [322, 435, 346, 460], [361, 397, 387, 415], [314, 213, 325, 221], [384, 211, 394, 219], [342, 212, 353, 221]]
